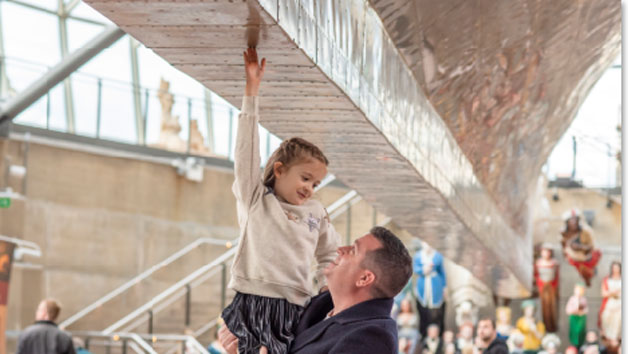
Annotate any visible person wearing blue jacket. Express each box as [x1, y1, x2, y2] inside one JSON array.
[[414, 241, 447, 339]]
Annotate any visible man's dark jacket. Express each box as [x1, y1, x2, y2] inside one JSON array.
[[17, 320, 76, 354], [483, 337, 509, 354], [290, 291, 398, 354]]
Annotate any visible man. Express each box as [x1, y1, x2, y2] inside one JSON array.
[[220, 226, 413, 353], [421, 324, 443, 354], [476, 317, 508, 354], [17, 299, 76, 354]]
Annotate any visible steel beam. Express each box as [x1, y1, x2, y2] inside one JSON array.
[[0, 26, 124, 124]]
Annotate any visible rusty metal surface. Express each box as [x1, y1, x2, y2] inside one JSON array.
[[83, 0, 618, 297], [368, 0, 621, 237]]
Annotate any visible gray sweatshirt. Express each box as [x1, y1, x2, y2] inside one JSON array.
[[228, 96, 339, 306]]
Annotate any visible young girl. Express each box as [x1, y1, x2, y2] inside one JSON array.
[[221, 48, 339, 354]]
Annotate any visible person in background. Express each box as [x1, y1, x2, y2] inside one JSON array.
[[566, 283, 588, 348], [17, 299, 76, 354], [476, 317, 508, 354]]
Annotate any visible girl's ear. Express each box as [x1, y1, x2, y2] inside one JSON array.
[[273, 161, 284, 179]]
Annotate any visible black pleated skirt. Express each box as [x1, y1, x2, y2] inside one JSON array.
[[221, 292, 304, 354]]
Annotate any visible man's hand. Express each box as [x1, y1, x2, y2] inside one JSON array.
[[218, 325, 239, 354], [243, 47, 266, 96]]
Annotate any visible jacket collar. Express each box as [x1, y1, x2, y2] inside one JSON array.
[[34, 320, 57, 327], [291, 294, 393, 352], [331, 296, 394, 324]]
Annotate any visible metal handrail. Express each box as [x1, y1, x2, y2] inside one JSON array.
[[0, 234, 42, 259], [136, 334, 210, 354], [71, 331, 158, 354], [103, 247, 237, 334], [118, 266, 223, 333], [60, 237, 236, 329]]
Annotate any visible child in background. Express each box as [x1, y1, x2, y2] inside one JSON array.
[[220, 48, 339, 354]]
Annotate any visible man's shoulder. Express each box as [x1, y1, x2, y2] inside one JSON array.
[[21, 321, 71, 339], [486, 338, 509, 354]]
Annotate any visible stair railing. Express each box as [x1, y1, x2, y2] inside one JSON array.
[[71, 331, 158, 354], [60, 237, 236, 329]]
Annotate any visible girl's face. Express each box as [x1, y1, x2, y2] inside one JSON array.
[[541, 249, 552, 260], [273, 158, 327, 205]]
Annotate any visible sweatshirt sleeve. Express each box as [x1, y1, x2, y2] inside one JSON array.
[[315, 211, 340, 289], [232, 96, 263, 209]]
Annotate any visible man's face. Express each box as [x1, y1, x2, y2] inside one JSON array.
[[35, 301, 47, 321], [477, 320, 495, 342], [324, 234, 382, 295]]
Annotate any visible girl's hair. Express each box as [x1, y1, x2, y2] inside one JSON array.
[[263, 137, 328, 188]]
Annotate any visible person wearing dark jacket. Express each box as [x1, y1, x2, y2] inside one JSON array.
[[17, 299, 76, 354], [219, 227, 413, 353], [477, 317, 509, 354]]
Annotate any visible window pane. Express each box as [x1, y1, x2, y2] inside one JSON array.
[[77, 36, 131, 83], [72, 74, 99, 137], [211, 93, 236, 159], [1, 2, 60, 66], [69, 2, 113, 24], [99, 81, 136, 144], [13, 82, 66, 131], [3, 58, 48, 98], [67, 18, 104, 53], [10, 0, 57, 12]]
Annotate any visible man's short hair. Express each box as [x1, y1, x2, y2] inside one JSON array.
[[361, 226, 412, 298], [478, 316, 495, 329], [42, 299, 61, 322]]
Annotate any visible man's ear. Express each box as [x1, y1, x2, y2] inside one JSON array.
[[356, 270, 376, 288], [273, 161, 284, 179]]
